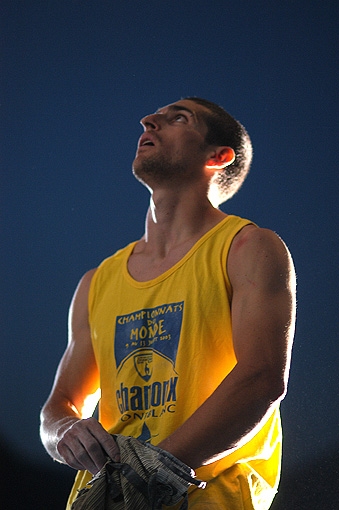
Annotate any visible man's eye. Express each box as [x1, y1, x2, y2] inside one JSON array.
[[173, 114, 187, 123]]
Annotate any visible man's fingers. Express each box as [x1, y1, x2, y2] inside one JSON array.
[[100, 434, 121, 462], [57, 418, 119, 474], [58, 440, 101, 473], [80, 418, 120, 463]]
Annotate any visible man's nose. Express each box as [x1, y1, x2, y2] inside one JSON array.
[[140, 113, 161, 131]]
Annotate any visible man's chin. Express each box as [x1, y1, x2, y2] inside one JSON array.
[[132, 160, 144, 179], [132, 162, 151, 188], [132, 157, 159, 181], [132, 157, 187, 189]]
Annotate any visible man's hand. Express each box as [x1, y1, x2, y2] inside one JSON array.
[[57, 417, 120, 474]]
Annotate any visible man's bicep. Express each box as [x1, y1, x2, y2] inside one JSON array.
[[228, 227, 296, 390], [51, 333, 99, 417], [231, 285, 294, 378], [47, 269, 100, 417]]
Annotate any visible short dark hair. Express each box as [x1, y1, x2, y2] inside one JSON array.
[[184, 97, 253, 205]]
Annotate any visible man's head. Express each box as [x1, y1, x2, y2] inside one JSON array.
[[184, 97, 253, 206], [133, 97, 252, 206]]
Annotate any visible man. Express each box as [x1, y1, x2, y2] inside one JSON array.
[[40, 97, 296, 509]]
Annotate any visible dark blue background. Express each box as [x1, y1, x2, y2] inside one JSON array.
[[1, 0, 338, 494]]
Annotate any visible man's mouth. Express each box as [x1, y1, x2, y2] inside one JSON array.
[[138, 134, 156, 148]]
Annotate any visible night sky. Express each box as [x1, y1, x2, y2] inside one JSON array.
[[2, 0, 338, 486]]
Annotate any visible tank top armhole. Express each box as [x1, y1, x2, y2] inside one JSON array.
[[222, 218, 256, 300], [88, 242, 137, 323], [88, 267, 100, 327]]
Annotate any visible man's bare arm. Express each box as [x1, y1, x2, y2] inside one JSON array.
[[158, 226, 296, 469], [40, 269, 120, 474]]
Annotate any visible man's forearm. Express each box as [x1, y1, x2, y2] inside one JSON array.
[[40, 399, 121, 473], [40, 399, 81, 463], [157, 364, 283, 470]]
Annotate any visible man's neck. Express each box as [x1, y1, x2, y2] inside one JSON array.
[[142, 188, 226, 258]]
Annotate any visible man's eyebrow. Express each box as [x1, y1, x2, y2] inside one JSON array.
[[155, 104, 194, 116]]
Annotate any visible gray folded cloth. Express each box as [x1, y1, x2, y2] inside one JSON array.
[[71, 434, 206, 510]]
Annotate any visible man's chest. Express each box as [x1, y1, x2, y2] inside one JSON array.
[[127, 241, 198, 282]]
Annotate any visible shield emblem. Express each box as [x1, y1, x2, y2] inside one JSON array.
[[134, 352, 153, 381]]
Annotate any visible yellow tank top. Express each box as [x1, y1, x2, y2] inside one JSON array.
[[67, 215, 282, 510]]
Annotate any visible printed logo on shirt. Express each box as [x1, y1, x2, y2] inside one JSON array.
[[115, 301, 184, 372], [134, 352, 153, 381], [114, 302, 184, 430]]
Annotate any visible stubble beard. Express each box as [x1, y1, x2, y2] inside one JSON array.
[[132, 141, 208, 188], [132, 153, 189, 187]]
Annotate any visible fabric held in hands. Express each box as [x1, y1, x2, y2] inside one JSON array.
[[71, 434, 206, 510]]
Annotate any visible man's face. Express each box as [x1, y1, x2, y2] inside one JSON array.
[[132, 99, 212, 188]]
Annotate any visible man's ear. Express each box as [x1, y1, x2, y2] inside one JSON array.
[[205, 147, 235, 170]]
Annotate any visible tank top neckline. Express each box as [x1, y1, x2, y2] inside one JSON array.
[[122, 215, 235, 288]]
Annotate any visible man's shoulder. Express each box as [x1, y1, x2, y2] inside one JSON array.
[[96, 241, 137, 269], [231, 225, 289, 257], [228, 225, 295, 288]]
